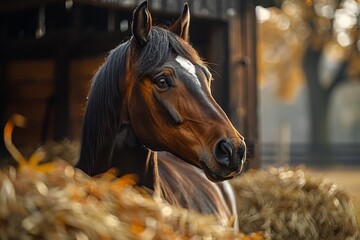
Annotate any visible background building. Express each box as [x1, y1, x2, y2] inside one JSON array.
[[0, 0, 259, 167]]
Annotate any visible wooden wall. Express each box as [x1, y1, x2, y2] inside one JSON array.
[[5, 60, 54, 147], [228, 1, 259, 168], [4, 57, 105, 147]]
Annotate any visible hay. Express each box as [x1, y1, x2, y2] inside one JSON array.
[[354, 197, 360, 233], [232, 167, 360, 240], [30, 140, 79, 165], [10, 140, 79, 166], [0, 160, 265, 240], [2, 134, 359, 239], [0, 116, 265, 239]]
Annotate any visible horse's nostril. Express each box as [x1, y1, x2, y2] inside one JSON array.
[[214, 140, 232, 166], [220, 141, 232, 157]]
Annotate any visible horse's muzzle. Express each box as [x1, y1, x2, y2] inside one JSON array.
[[214, 138, 245, 169], [200, 139, 246, 182]]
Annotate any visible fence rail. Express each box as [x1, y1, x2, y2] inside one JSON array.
[[261, 143, 360, 166]]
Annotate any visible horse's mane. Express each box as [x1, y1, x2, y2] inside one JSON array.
[[77, 41, 130, 175], [77, 26, 202, 176]]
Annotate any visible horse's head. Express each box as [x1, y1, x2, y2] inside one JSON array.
[[123, 1, 246, 182]]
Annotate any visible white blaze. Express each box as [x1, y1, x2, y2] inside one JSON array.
[[175, 55, 201, 86]]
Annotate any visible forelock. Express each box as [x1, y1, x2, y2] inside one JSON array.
[[131, 26, 203, 79]]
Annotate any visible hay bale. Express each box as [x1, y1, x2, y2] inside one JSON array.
[[0, 160, 265, 240], [231, 167, 360, 240], [0, 115, 260, 239], [37, 140, 80, 165], [20, 140, 80, 165], [354, 197, 360, 234], [1, 140, 79, 167]]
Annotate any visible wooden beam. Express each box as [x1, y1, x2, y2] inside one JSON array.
[[0, 0, 61, 13], [1, 30, 127, 60], [52, 40, 70, 141], [207, 23, 230, 113], [0, 54, 9, 159], [228, 1, 260, 168], [2, 37, 54, 60]]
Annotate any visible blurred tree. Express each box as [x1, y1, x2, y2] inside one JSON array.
[[257, 0, 360, 163]]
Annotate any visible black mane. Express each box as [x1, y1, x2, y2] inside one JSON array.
[[76, 41, 129, 175], [76, 26, 199, 175]]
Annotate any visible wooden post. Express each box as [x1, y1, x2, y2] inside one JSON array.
[[0, 53, 8, 159], [53, 44, 70, 141], [228, 1, 260, 168], [52, 4, 82, 141], [207, 22, 229, 113]]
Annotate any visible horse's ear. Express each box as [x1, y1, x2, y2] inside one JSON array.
[[170, 3, 190, 41], [132, 1, 152, 47]]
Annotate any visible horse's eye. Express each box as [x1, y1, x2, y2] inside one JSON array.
[[155, 77, 170, 90]]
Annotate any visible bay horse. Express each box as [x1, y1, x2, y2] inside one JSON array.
[[76, 1, 246, 230]]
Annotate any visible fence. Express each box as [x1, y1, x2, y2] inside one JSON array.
[[261, 143, 360, 167]]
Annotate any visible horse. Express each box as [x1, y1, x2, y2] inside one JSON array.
[[76, 1, 246, 230]]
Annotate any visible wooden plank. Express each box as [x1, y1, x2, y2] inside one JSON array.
[[3, 100, 53, 147], [207, 22, 229, 113], [242, 1, 259, 169], [228, 1, 259, 168], [7, 82, 53, 100], [74, 0, 234, 19], [5, 101, 49, 122], [228, 16, 243, 129], [0, 0, 61, 13], [53, 45, 70, 141], [11, 123, 43, 147], [6, 60, 54, 82], [0, 58, 8, 158], [3, 59, 55, 147], [70, 57, 104, 76]]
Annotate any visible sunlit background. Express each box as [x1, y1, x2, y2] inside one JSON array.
[[256, 0, 360, 166]]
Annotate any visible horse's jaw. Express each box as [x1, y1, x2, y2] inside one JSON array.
[[188, 163, 231, 182], [199, 161, 237, 182]]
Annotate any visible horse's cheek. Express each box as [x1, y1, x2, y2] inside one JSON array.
[[128, 84, 148, 117], [127, 86, 157, 143]]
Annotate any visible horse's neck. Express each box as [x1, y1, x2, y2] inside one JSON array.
[[109, 131, 238, 230], [156, 152, 238, 230], [101, 125, 238, 229], [109, 126, 157, 190]]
